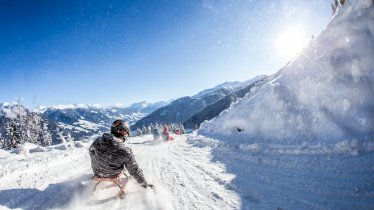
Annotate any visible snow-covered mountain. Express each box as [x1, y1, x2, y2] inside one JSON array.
[[195, 1, 374, 209], [193, 76, 265, 99], [184, 76, 268, 129], [0, 101, 169, 148], [132, 76, 264, 130], [200, 0, 374, 144], [39, 101, 169, 143]]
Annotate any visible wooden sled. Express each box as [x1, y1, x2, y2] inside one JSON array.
[[92, 172, 129, 199]]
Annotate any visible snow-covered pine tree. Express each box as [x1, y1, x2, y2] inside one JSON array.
[[3, 120, 11, 149], [9, 119, 21, 148], [66, 132, 73, 142], [55, 128, 66, 144], [137, 128, 143, 136], [14, 103, 28, 145], [25, 113, 37, 144], [0, 103, 53, 149], [142, 125, 148, 135], [0, 132, 4, 149], [39, 119, 52, 146]]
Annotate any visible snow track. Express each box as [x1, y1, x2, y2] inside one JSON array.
[[1, 134, 373, 209], [131, 135, 240, 210], [0, 135, 240, 210]]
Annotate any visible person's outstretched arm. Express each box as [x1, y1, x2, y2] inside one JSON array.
[[121, 146, 146, 183]]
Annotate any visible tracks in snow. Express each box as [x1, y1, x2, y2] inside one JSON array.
[[0, 135, 240, 210], [132, 135, 240, 210]]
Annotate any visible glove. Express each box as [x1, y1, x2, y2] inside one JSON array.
[[141, 182, 155, 189]]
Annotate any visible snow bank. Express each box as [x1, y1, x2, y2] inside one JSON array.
[[74, 142, 85, 148], [11, 142, 43, 158], [199, 0, 374, 145], [188, 133, 374, 209], [190, 135, 374, 156], [0, 149, 11, 159], [0, 143, 47, 159], [30, 146, 49, 153]]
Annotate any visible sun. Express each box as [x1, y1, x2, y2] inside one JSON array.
[[276, 27, 308, 60]]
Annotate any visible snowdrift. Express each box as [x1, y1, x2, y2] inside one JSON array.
[[194, 1, 374, 209], [199, 0, 374, 145]]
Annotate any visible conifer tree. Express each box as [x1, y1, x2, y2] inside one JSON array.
[[39, 119, 52, 146], [55, 128, 66, 144], [9, 119, 21, 148], [0, 132, 4, 148], [66, 132, 73, 142], [26, 114, 38, 144], [3, 120, 11, 149]]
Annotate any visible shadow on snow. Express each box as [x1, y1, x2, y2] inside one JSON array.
[[0, 174, 93, 210], [208, 145, 374, 210]]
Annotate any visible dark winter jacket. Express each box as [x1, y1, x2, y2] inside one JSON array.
[[89, 133, 146, 184], [152, 128, 161, 137]]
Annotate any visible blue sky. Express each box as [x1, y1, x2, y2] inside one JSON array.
[[0, 0, 331, 108]]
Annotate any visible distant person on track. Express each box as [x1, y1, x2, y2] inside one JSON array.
[[162, 124, 174, 141], [89, 119, 154, 189], [152, 127, 161, 140]]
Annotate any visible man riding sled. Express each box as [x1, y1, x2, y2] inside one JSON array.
[[89, 119, 154, 196]]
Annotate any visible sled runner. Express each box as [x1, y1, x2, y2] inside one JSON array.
[[92, 172, 129, 199]]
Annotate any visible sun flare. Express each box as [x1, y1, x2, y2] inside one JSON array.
[[276, 28, 308, 60]]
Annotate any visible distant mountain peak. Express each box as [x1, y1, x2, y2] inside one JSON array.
[[35, 104, 106, 114], [193, 75, 266, 99], [128, 101, 150, 109]]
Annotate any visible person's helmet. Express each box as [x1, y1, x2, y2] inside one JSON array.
[[111, 120, 130, 139]]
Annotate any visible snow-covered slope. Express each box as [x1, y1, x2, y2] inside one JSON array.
[[184, 76, 268, 129], [194, 1, 374, 209], [133, 76, 264, 129], [0, 135, 240, 210], [200, 0, 374, 144]]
